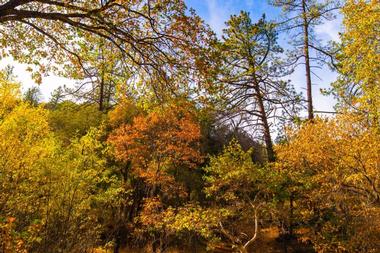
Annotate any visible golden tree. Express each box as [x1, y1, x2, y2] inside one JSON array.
[[276, 114, 380, 252]]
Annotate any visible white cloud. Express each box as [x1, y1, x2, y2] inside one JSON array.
[[0, 57, 75, 101], [315, 15, 343, 42], [205, 0, 233, 36], [289, 63, 337, 116]]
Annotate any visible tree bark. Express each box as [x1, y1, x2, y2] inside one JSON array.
[[113, 234, 121, 253], [302, 0, 314, 120], [289, 193, 294, 236], [98, 45, 105, 112], [253, 84, 275, 162], [99, 74, 105, 111]]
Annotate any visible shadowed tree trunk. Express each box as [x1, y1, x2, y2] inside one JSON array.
[[253, 81, 275, 162]]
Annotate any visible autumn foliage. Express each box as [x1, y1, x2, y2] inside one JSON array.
[[1, 0, 379, 253], [109, 102, 203, 196], [276, 115, 380, 252]]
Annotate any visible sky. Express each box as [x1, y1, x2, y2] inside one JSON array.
[[186, 0, 343, 114], [0, 0, 342, 114]]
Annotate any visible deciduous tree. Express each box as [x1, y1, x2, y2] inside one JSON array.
[[276, 115, 380, 252], [0, 0, 213, 90], [333, 0, 380, 125], [108, 100, 203, 251]]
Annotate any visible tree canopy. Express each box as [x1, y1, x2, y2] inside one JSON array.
[[1, 0, 379, 252]]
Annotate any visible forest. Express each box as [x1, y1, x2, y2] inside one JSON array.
[[0, 0, 379, 252]]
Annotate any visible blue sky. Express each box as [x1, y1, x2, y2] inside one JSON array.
[[185, 0, 342, 115], [0, 0, 342, 114], [186, 0, 281, 35]]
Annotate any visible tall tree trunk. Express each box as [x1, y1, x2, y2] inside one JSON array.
[[289, 193, 294, 236], [113, 233, 121, 253], [99, 45, 105, 111], [302, 0, 314, 120], [99, 74, 105, 111], [254, 85, 275, 162]]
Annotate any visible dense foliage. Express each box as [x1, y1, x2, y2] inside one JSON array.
[[0, 0, 379, 252]]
